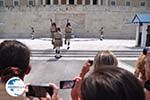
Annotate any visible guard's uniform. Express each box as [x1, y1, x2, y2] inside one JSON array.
[[64, 25, 72, 49], [99, 27, 104, 40], [50, 25, 57, 45], [54, 32, 63, 47], [65, 26, 72, 39], [54, 30, 63, 58], [100, 32, 104, 40], [31, 27, 35, 40]]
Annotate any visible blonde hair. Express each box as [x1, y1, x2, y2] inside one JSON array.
[[134, 54, 146, 80], [94, 50, 118, 71]]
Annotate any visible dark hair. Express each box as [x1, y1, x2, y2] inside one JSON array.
[[52, 23, 56, 27], [57, 27, 61, 31], [144, 80, 150, 91], [143, 47, 150, 55], [0, 40, 30, 82], [66, 23, 71, 27], [81, 67, 145, 100]]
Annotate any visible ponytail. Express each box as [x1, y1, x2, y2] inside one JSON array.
[[0, 67, 21, 82]]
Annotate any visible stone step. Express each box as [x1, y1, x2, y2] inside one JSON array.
[[31, 49, 142, 57], [31, 56, 138, 61]]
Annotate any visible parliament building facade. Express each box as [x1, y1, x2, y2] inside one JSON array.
[[0, 0, 150, 7], [0, 0, 150, 38]]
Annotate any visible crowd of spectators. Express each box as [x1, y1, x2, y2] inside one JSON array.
[[0, 40, 150, 100]]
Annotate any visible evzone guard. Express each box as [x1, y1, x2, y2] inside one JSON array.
[[64, 19, 72, 49], [53, 27, 63, 59], [50, 18, 57, 49]]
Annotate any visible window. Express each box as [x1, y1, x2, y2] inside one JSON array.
[[61, 0, 66, 4], [0, 0, 4, 7], [54, 0, 58, 4], [46, 0, 50, 5], [77, 0, 82, 4], [13, 0, 19, 6], [85, 0, 90, 5], [69, 0, 74, 4], [111, 0, 116, 6], [41, 0, 43, 5], [93, 0, 97, 5], [140, 2, 145, 6], [126, 1, 130, 6], [147, 25, 150, 34], [101, 0, 103, 5], [28, 0, 34, 6]]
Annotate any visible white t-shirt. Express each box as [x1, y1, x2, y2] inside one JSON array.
[[0, 83, 25, 100]]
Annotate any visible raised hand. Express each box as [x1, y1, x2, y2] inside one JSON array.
[[79, 60, 92, 79], [71, 77, 81, 100]]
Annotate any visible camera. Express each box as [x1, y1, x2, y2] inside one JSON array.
[[60, 80, 76, 89], [143, 47, 150, 55], [88, 60, 93, 66], [144, 80, 150, 91], [26, 84, 53, 97]]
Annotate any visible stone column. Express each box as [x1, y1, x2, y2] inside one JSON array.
[[141, 24, 147, 47], [98, 0, 101, 5], [105, 0, 108, 6], [43, 0, 46, 5], [58, 0, 61, 4], [74, 0, 77, 4], [66, 0, 69, 4], [50, 0, 54, 5], [135, 24, 140, 46], [90, 0, 93, 5], [82, 0, 85, 5], [35, 0, 38, 5]]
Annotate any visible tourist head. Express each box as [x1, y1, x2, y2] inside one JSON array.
[[0, 40, 31, 82], [80, 66, 145, 100], [134, 53, 146, 80], [93, 50, 118, 71]]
